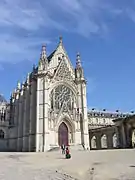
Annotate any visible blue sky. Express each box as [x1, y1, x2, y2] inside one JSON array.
[[0, 0, 135, 112]]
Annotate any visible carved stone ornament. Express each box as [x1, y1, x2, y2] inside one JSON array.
[[54, 58, 73, 81]]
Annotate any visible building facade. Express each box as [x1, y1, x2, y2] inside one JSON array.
[[8, 37, 89, 152], [114, 115, 135, 149]]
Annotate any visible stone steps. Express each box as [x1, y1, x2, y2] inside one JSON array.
[[69, 145, 85, 151], [48, 146, 60, 152], [48, 144, 87, 152]]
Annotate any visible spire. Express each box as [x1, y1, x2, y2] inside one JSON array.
[[10, 91, 12, 98], [38, 44, 48, 71], [26, 72, 30, 85], [75, 52, 85, 80], [59, 36, 63, 45], [22, 81, 25, 89], [40, 44, 47, 60], [14, 88, 17, 93], [17, 81, 21, 90], [33, 64, 36, 70], [76, 52, 82, 68], [33, 64, 36, 73]]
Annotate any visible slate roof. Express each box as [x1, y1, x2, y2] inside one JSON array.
[[47, 50, 56, 62]]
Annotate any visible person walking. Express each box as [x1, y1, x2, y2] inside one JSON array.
[[61, 144, 65, 154]]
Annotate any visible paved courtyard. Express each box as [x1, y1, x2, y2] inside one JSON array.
[[0, 149, 135, 180]]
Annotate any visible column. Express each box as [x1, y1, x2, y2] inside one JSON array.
[[75, 83, 83, 145], [121, 123, 126, 148], [115, 126, 120, 148], [81, 82, 89, 149]]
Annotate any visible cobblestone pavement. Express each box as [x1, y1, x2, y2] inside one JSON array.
[[0, 149, 135, 180]]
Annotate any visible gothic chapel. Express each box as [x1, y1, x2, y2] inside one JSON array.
[[9, 37, 89, 152]]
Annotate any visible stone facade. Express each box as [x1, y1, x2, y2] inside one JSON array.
[[114, 114, 135, 149], [89, 125, 119, 150], [0, 97, 10, 151], [8, 37, 89, 152]]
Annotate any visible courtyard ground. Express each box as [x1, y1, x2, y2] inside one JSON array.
[[0, 149, 135, 180]]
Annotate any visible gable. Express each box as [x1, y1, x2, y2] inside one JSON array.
[[48, 38, 75, 76], [53, 57, 74, 81]]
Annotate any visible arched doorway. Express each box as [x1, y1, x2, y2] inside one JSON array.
[[58, 122, 68, 146], [132, 129, 135, 148], [128, 127, 134, 148], [91, 136, 97, 149], [101, 134, 107, 149], [113, 133, 118, 148]]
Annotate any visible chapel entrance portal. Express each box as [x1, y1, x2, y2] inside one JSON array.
[[58, 122, 68, 146]]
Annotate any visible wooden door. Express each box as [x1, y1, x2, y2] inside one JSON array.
[[58, 122, 68, 146]]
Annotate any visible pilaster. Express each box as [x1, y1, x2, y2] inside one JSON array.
[[23, 86, 30, 151], [121, 123, 126, 148], [36, 74, 50, 152], [22, 87, 27, 151], [12, 92, 19, 150], [17, 90, 24, 151], [75, 53, 89, 149], [36, 77, 41, 152], [43, 76, 49, 151], [29, 79, 37, 152]]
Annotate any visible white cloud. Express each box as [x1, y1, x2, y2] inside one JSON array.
[[0, 0, 131, 63]]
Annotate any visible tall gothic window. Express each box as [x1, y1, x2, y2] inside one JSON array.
[[51, 85, 74, 111]]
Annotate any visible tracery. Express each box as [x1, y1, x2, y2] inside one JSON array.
[[50, 85, 74, 112]]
